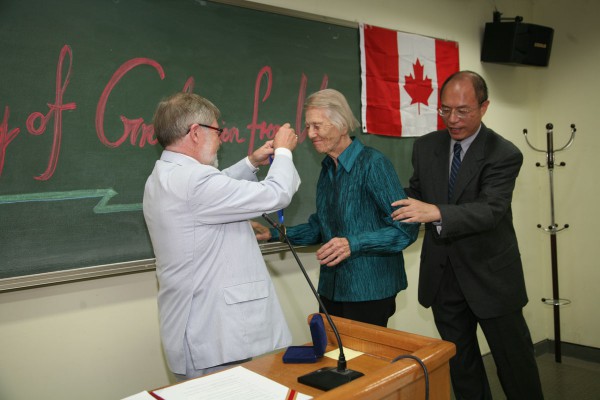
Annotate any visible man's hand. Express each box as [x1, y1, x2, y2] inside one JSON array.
[[248, 140, 274, 167], [316, 237, 351, 267], [251, 220, 272, 241], [249, 123, 298, 167], [391, 197, 441, 223], [273, 123, 298, 151]]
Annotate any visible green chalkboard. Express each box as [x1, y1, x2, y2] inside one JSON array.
[[0, 0, 414, 283]]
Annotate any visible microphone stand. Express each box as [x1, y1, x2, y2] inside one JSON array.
[[262, 213, 364, 391]]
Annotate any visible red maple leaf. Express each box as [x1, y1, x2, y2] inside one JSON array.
[[404, 59, 434, 114]]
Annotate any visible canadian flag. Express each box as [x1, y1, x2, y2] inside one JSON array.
[[359, 24, 459, 137]]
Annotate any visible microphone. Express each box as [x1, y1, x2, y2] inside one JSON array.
[[262, 213, 364, 391]]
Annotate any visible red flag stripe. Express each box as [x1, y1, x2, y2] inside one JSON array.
[[363, 25, 402, 137]]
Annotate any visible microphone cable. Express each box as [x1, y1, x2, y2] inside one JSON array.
[[390, 353, 429, 400]]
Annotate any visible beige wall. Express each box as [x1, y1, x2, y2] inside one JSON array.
[[1, 0, 598, 399]]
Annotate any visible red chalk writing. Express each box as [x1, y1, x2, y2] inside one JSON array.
[[0, 106, 20, 177], [24, 45, 77, 181], [96, 57, 165, 148], [246, 66, 280, 156], [0, 45, 328, 180]]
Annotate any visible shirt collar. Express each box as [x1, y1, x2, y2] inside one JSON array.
[[451, 124, 481, 152], [160, 150, 199, 165], [322, 137, 363, 172]]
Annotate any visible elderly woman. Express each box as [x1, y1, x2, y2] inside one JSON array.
[[254, 88, 418, 327]]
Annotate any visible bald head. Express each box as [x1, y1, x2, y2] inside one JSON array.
[[441, 71, 488, 105]]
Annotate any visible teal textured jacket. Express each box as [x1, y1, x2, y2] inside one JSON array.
[[280, 138, 419, 302]]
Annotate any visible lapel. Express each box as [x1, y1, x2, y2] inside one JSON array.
[[450, 125, 488, 203], [431, 132, 452, 204]]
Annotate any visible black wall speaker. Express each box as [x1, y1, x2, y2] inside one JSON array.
[[481, 22, 554, 67]]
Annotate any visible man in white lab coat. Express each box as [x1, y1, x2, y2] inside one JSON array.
[[143, 92, 300, 381]]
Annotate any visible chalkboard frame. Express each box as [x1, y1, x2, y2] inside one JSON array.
[[0, 243, 292, 291]]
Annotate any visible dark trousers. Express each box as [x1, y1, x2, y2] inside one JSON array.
[[319, 294, 397, 327], [432, 262, 544, 400]]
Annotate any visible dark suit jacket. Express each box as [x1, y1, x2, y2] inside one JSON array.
[[408, 124, 528, 319]]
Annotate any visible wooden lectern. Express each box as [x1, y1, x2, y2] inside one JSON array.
[[242, 314, 455, 400]]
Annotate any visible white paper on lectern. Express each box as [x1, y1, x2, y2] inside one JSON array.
[[120, 391, 156, 400], [152, 366, 312, 400], [324, 346, 364, 361]]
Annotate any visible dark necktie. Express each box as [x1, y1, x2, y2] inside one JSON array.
[[448, 142, 462, 201]]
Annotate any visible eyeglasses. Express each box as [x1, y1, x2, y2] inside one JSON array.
[[197, 123, 223, 136], [438, 106, 480, 119], [190, 123, 223, 137], [305, 122, 333, 132]]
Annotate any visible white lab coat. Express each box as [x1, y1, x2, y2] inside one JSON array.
[[143, 149, 300, 374]]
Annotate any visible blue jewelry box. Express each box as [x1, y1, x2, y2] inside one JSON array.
[[282, 314, 328, 363]]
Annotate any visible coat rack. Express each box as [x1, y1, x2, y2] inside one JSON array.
[[523, 123, 576, 363]]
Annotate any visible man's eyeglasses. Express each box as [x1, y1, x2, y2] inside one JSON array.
[[191, 123, 224, 137], [438, 106, 480, 120]]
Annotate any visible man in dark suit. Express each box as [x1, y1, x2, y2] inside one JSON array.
[[391, 71, 543, 399]]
